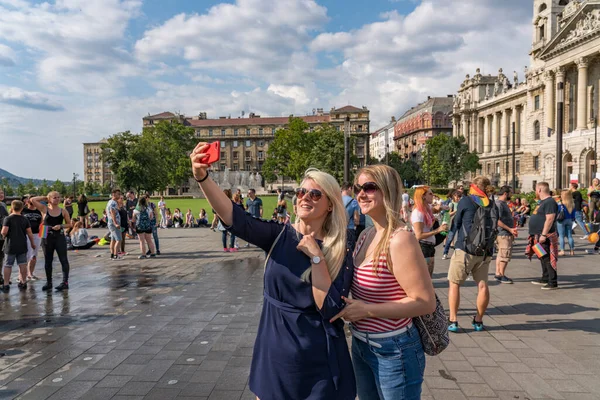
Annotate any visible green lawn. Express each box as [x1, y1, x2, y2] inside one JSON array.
[[79, 195, 285, 219]]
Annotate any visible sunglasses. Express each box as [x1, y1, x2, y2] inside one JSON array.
[[295, 188, 323, 201], [354, 182, 379, 195]]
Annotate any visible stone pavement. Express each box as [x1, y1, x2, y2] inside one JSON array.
[[0, 226, 599, 399]]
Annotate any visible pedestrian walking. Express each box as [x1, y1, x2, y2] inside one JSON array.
[[105, 189, 123, 260], [334, 164, 436, 400], [77, 194, 89, 228], [158, 196, 167, 228], [31, 192, 72, 291], [587, 178, 600, 221], [144, 194, 161, 255], [21, 196, 42, 281], [126, 191, 138, 238], [341, 182, 360, 241], [132, 196, 156, 259], [191, 142, 357, 400], [442, 190, 462, 260], [1, 200, 36, 292], [526, 182, 559, 290], [495, 186, 517, 284], [0, 190, 8, 283], [557, 190, 576, 256], [570, 183, 587, 238], [412, 186, 447, 276], [447, 177, 497, 332], [64, 196, 74, 220]]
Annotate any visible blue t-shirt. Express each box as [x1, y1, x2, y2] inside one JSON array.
[[246, 197, 263, 219], [106, 199, 120, 225], [342, 195, 359, 230]]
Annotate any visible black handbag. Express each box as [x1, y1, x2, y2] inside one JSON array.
[[431, 220, 446, 246]]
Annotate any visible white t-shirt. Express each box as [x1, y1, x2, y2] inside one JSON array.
[[158, 200, 165, 210], [411, 209, 435, 245], [402, 193, 410, 208]]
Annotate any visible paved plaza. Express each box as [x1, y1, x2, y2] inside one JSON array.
[[0, 226, 600, 400]]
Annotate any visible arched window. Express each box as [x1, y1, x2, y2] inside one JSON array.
[[538, 3, 547, 12], [534, 120, 540, 140]]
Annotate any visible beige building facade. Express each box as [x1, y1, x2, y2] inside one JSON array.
[[454, 0, 600, 190], [142, 106, 371, 173], [83, 139, 112, 185]]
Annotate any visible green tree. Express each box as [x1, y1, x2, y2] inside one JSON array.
[[144, 121, 196, 190], [24, 180, 37, 195], [84, 181, 95, 195], [39, 180, 51, 195], [16, 183, 26, 196], [101, 181, 112, 195], [1, 178, 14, 196], [307, 125, 357, 182], [51, 180, 67, 196], [385, 153, 421, 187], [421, 134, 480, 187], [262, 118, 318, 183]]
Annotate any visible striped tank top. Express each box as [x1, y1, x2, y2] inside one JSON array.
[[351, 228, 412, 333]]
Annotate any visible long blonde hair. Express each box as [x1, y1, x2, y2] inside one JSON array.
[[354, 165, 404, 272], [561, 190, 574, 213], [298, 169, 347, 282]]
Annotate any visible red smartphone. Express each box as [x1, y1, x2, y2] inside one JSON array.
[[202, 141, 221, 164]]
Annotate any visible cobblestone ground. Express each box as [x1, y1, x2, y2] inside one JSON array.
[[0, 226, 599, 399]]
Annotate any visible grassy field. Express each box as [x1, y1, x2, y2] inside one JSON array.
[[79, 195, 285, 220]]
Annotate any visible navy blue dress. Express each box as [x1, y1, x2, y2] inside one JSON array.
[[227, 204, 356, 400]]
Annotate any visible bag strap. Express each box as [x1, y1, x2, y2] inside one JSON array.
[[264, 226, 286, 271]]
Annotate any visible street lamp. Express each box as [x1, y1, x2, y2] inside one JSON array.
[[556, 81, 564, 190], [344, 116, 351, 183]]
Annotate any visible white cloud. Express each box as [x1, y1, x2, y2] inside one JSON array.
[[0, 86, 64, 111], [0, 0, 142, 94], [135, 0, 327, 83], [0, 44, 15, 66]]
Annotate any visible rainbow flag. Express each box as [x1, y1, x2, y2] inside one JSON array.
[[39, 225, 49, 239], [585, 223, 593, 234], [533, 243, 547, 258]]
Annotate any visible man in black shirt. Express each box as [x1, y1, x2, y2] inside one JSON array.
[[570, 183, 587, 239], [126, 191, 138, 239], [528, 182, 558, 290], [1, 200, 35, 291], [21, 196, 43, 280]]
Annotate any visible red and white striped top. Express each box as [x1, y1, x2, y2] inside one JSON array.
[[351, 229, 412, 333]]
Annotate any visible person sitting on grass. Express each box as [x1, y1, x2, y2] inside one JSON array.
[[184, 209, 194, 228], [198, 209, 209, 227], [89, 209, 99, 227], [1, 200, 36, 292], [173, 208, 183, 228], [70, 221, 98, 250], [165, 208, 173, 228]]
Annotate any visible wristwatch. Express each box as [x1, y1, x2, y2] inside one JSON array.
[[311, 255, 322, 265]]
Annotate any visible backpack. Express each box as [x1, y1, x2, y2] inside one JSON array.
[[462, 198, 498, 257], [136, 207, 152, 231]]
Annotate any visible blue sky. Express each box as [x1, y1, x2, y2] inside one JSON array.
[[0, 0, 532, 180]]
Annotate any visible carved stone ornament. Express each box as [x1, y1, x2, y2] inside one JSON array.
[[485, 84, 491, 99], [513, 70, 519, 86], [575, 56, 589, 69], [563, 0, 582, 21], [555, 10, 600, 52], [494, 80, 501, 96]]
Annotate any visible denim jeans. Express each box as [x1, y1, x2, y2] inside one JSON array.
[[152, 225, 160, 251], [221, 231, 235, 248], [573, 211, 586, 234], [352, 323, 425, 400], [557, 219, 574, 251], [443, 230, 456, 255]]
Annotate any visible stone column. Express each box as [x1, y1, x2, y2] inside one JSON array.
[[483, 115, 490, 153], [472, 113, 478, 152], [501, 110, 510, 153], [479, 117, 484, 153], [555, 67, 565, 134], [512, 106, 520, 149], [576, 57, 588, 130], [544, 70, 555, 132], [453, 116, 458, 137], [588, 85, 594, 128], [493, 112, 499, 153]]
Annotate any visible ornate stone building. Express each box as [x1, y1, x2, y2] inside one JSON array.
[[454, 0, 600, 190], [142, 106, 371, 173], [394, 96, 453, 160]]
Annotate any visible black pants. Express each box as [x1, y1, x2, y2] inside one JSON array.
[[44, 233, 70, 283], [73, 242, 96, 250], [539, 240, 557, 286]]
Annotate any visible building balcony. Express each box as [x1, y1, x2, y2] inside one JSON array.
[[245, 157, 252, 161]]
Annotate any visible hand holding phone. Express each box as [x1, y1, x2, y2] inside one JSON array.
[[201, 141, 221, 165]]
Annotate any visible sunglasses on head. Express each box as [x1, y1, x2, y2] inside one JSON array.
[[354, 182, 379, 195], [295, 188, 323, 201]]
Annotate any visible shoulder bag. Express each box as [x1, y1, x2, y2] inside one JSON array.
[[413, 294, 450, 356]]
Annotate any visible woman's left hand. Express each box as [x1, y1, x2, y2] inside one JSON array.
[[330, 297, 371, 323], [296, 233, 322, 260]]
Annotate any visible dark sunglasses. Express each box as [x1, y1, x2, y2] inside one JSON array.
[[354, 182, 379, 195], [295, 188, 323, 201]]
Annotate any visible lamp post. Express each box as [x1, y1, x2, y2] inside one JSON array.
[[556, 81, 564, 190], [72, 173, 78, 198], [512, 122, 516, 190], [344, 116, 351, 183], [385, 144, 390, 165]]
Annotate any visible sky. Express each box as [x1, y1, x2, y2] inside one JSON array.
[[0, 0, 533, 181]]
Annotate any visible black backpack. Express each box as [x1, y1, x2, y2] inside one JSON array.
[[462, 198, 498, 257]]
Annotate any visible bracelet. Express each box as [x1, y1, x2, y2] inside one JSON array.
[[195, 171, 209, 183]]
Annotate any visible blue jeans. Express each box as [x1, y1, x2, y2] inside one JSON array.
[[151, 225, 160, 251], [443, 230, 456, 255], [574, 211, 586, 234], [557, 219, 574, 251], [352, 323, 425, 400]]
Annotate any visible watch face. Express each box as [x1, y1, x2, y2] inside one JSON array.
[[312, 256, 321, 264]]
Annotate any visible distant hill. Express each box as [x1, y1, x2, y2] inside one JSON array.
[[0, 168, 49, 187]]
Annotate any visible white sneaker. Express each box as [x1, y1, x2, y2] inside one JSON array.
[[442, 254, 448, 260], [582, 235, 589, 240]]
